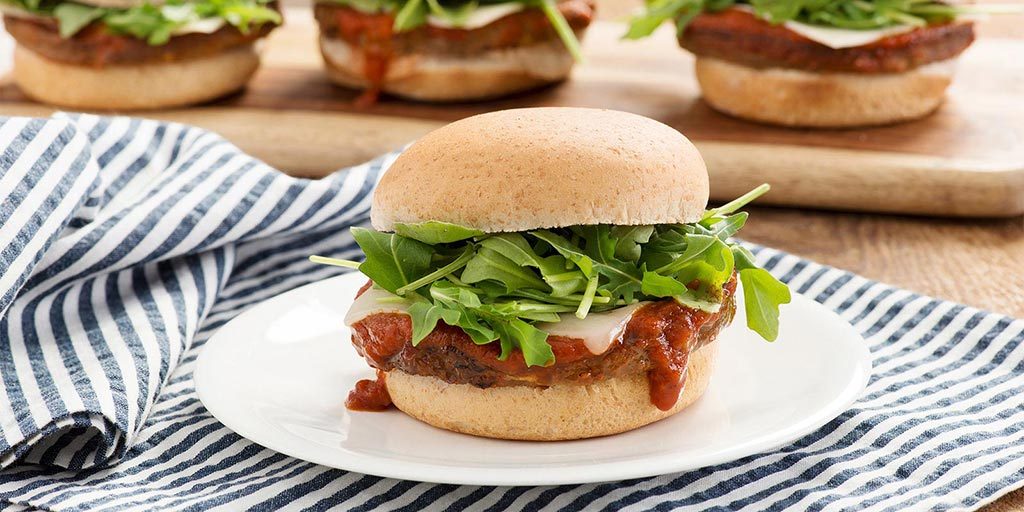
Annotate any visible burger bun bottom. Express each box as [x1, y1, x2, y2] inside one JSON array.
[[13, 44, 261, 111], [695, 56, 956, 128], [385, 339, 718, 441], [319, 35, 575, 102]]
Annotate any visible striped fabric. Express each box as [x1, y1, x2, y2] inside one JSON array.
[[1, 115, 1023, 511]]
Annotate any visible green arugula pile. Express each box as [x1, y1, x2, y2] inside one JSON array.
[[3, 0, 281, 44], [324, 0, 583, 60], [626, 0, 970, 40], [312, 184, 791, 368]]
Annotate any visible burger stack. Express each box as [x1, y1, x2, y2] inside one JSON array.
[[312, 0, 595, 102], [314, 108, 791, 440], [2, 0, 282, 110], [628, 0, 979, 127]]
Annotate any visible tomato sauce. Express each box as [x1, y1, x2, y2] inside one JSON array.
[[681, 8, 974, 73], [329, 8, 395, 104], [346, 276, 737, 412], [346, 370, 392, 411]]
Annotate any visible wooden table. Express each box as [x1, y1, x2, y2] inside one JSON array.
[[0, 0, 1022, 509]]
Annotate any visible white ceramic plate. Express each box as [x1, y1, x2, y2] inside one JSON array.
[[195, 272, 872, 486]]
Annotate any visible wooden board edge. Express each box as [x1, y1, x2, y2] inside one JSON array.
[[2, 104, 1022, 217], [698, 141, 1024, 218]]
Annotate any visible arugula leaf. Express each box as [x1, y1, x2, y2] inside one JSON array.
[[479, 234, 588, 297], [493, 318, 554, 366], [640, 271, 689, 297], [731, 243, 790, 339], [22, 0, 281, 43], [739, 267, 791, 341], [408, 302, 461, 345], [461, 246, 550, 291], [732, 244, 759, 270], [649, 233, 717, 275], [350, 227, 433, 295], [53, 3, 105, 37], [675, 239, 734, 287], [626, 0, 984, 39], [428, 281, 497, 344], [575, 225, 644, 301], [394, 221, 484, 244], [625, 0, 693, 38], [103, 4, 175, 44], [337, 0, 388, 12], [393, 0, 428, 30], [530, 230, 595, 277], [706, 212, 748, 240], [424, 0, 477, 26], [611, 225, 654, 263]]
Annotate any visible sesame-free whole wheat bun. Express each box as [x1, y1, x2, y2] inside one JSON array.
[[319, 37, 576, 102], [13, 45, 261, 111], [694, 56, 955, 128], [372, 107, 710, 233], [385, 340, 718, 441]]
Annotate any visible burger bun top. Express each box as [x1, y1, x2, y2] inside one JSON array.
[[372, 107, 710, 233]]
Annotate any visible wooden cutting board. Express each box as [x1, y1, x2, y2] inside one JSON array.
[[1, 8, 1022, 217]]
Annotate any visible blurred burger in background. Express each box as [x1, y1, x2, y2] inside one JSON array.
[[314, 0, 594, 103], [627, 0, 983, 127], [2, 0, 281, 110]]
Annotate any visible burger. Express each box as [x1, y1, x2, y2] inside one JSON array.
[[626, 0, 980, 127], [313, 0, 594, 103], [312, 107, 791, 441], [1, 0, 282, 110]]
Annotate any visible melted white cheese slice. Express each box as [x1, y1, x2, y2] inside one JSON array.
[[344, 287, 646, 355], [344, 286, 412, 326], [537, 302, 648, 355], [733, 5, 915, 49], [782, 20, 914, 49], [426, 3, 525, 30], [172, 17, 225, 36]]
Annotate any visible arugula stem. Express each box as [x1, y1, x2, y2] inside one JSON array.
[[309, 255, 361, 269], [395, 246, 474, 295], [511, 302, 578, 313], [702, 183, 770, 220], [575, 274, 599, 319], [514, 288, 611, 306], [538, 0, 583, 61]]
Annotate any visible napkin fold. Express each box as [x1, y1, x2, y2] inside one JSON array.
[[0, 113, 385, 472], [1, 114, 1023, 512]]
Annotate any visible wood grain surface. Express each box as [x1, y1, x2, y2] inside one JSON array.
[[1, 10, 1023, 216], [0, 2, 1023, 508]]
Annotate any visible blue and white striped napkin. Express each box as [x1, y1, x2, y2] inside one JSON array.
[[1, 114, 1023, 511]]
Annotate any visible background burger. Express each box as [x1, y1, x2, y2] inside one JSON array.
[[2, 0, 281, 110], [313, 0, 594, 103], [312, 107, 791, 441], [627, 0, 982, 127]]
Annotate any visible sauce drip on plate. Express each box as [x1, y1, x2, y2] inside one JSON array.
[[346, 370, 392, 411]]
